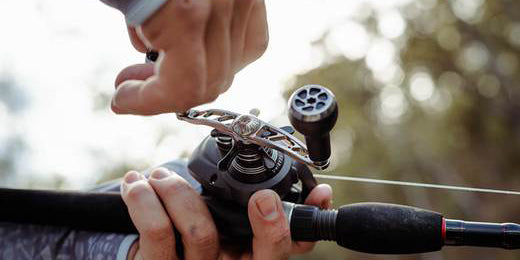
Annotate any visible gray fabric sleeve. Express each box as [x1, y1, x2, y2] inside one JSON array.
[[100, 0, 168, 26], [0, 222, 136, 260]]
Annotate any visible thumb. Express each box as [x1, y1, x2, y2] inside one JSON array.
[[248, 190, 292, 260]]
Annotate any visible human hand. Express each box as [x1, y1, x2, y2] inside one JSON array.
[[121, 168, 332, 259], [112, 0, 269, 115]]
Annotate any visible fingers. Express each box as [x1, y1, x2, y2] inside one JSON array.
[[229, 0, 256, 73], [304, 183, 333, 209], [127, 26, 148, 53], [248, 190, 292, 260], [114, 63, 155, 87], [115, 0, 269, 115], [112, 76, 174, 115], [140, 0, 210, 51], [112, 63, 157, 114], [204, 0, 233, 99], [239, 0, 268, 71], [291, 184, 333, 254], [113, 0, 211, 114], [148, 168, 219, 260], [112, 50, 206, 114], [121, 171, 177, 260]]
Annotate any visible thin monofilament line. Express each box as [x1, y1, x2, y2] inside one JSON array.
[[314, 174, 520, 196]]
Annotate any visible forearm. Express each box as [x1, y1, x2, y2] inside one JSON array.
[[100, 0, 167, 26]]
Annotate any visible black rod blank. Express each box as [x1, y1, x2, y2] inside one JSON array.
[[445, 219, 520, 249]]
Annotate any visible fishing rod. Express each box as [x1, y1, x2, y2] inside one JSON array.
[[0, 53, 519, 256]]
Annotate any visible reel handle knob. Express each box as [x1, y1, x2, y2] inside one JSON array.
[[288, 85, 338, 168]]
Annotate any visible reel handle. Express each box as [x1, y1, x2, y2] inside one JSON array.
[[288, 85, 338, 168]]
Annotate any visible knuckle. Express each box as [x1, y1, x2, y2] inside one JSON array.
[[125, 182, 151, 202], [240, 0, 257, 9], [173, 103, 191, 112], [174, 98, 201, 112], [266, 225, 291, 245], [142, 1, 210, 49], [252, 36, 269, 57], [183, 224, 218, 249], [201, 89, 220, 105], [175, 1, 210, 28], [157, 71, 206, 111], [220, 76, 234, 92], [242, 34, 269, 67], [175, 103, 194, 112], [207, 77, 227, 96], [204, 92, 220, 103], [184, 92, 204, 105], [174, 91, 205, 111], [141, 221, 173, 242], [153, 88, 198, 112], [214, 0, 233, 16], [164, 177, 192, 194]]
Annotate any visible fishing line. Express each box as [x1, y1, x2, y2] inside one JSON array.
[[315, 174, 520, 196]]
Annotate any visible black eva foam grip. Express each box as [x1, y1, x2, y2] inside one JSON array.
[[336, 202, 444, 254]]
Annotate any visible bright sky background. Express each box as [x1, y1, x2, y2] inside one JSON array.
[[0, 0, 411, 188]]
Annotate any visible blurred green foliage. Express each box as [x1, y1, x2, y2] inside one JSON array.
[[290, 0, 520, 259]]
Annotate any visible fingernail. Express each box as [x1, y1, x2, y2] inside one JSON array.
[[150, 168, 171, 180], [124, 171, 142, 184], [256, 191, 279, 221]]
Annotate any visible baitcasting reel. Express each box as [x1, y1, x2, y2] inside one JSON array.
[[178, 84, 337, 206], [175, 85, 338, 251]]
